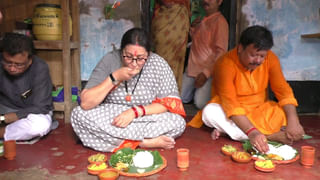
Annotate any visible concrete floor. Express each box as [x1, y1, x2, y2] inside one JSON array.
[[0, 107, 319, 180]]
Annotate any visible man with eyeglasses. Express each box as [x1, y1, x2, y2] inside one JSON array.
[[0, 33, 53, 143]]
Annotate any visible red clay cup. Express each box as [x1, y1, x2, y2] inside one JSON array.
[[4, 140, 16, 160], [300, 146, 315, 168], [177, 148, 189, 171]]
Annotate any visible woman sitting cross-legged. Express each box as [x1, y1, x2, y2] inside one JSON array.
[[71, 28, 186, 152]]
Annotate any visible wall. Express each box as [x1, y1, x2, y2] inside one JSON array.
[[240, 0, 320, 81], [79, 0, 140, 80]]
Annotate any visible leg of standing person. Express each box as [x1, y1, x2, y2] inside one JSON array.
[[181, 70, 196, 103], [193, 77, 212, 109]]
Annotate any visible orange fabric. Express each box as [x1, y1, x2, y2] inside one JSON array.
[[189, 47, 298, 134], [112, 140, 140, 153], [152, 97, 186, 118], [187, 12, 228, 78]]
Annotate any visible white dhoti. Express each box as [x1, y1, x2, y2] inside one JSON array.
[[202, 103, 248, 141], [4, 113, 52, 141]]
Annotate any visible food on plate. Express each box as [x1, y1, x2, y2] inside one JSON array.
[[87, 162, 108, 175], [115, 162, 129, 172], [243, 140, 298, 163], [255, 160, 275, 172], [109, 148, 164, 174], [98, 168, 119, 180], [266, 144, 297, 160], [88, 162, 107, 171], [133, 151, 154, 168], [221, 144, 237, 156], [232, 151, 251, 163], [267, 153, 283, 161], [255, 160, 274, 169], [88, 153, 107, 163]]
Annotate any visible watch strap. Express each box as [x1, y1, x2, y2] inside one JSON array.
[[109, 73, 116, 82], [109, 73, 119, 85]]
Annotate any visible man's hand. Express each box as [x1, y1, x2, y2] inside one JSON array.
[[283, 104, 305, 141], [286, 120, 305, 141], [191, 17, 201, 27], [248, 130, 269, 154], [194, 72, 207, 88], [3, 113, 19, 124], [112, 109, 135, 128]]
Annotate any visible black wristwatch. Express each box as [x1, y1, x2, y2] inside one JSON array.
[[109, 73, 119, 85], [0, 114, 5, 124]]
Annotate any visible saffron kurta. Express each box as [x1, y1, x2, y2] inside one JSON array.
[[189, 47, 298, 135]]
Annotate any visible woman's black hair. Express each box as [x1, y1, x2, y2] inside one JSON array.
[[239, 25, 274, 51], [120, 28, 151, 52], [2, 32, 34, 58]]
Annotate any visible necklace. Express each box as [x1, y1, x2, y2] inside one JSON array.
[[124, 68, 143, 102]]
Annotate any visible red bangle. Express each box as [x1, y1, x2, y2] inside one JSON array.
[[245, 127, 257, 136], [138, 105, 145, 116], [132, 107, 139, 118]]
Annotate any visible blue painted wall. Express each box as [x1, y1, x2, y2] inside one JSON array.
[[79, 0, 320, 81], [79, 0, 135, 80], [242, 0, 320, 80]]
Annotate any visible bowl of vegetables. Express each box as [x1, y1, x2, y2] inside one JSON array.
[[87, 162, 108, 175], [221, 144, 237, 156], [255, 160, 275, 172], [231, 151, 251, 163], [99, 168, 119, 180], [88, 153, 107, 164]]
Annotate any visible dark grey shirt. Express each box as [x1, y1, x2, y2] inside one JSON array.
[[0, 54, 53, 119]]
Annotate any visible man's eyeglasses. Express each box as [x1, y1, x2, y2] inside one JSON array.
[[1, 59, 29, 69], [122, 55, 147, 65]]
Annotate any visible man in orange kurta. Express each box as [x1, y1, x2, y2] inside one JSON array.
[[189, 25, 305, 153]]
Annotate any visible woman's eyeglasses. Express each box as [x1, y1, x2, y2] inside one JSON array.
[[122, 55, 147, 65]]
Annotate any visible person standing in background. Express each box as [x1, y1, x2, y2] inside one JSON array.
[[151, 0, 190, 91], [181, 0, 228, 109]]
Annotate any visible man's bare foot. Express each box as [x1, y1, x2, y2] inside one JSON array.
[[267, 131, 293, 145], [211, 129, 227, 140], [140, 136, 175, 149], [211, 129, 220, 140]]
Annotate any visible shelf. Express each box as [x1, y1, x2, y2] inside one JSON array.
[[301, 33, 320, 39], [34, 40, 80, 50]]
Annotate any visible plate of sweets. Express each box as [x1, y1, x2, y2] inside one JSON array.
[[242, 140, 299, 164], [109, 148, 167, 177], [221, 144, 238, 156], [255, 160, 276, 172]]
